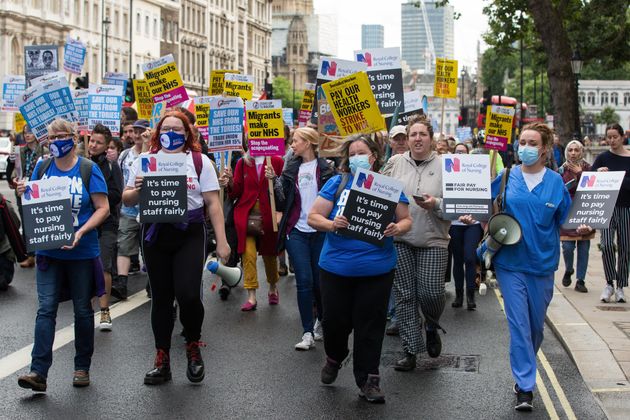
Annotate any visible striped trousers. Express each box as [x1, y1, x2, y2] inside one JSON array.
[[600, 206, 630, 288], [393, 242, 447, 355]]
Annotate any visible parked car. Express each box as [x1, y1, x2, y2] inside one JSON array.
[[0, 137, 12, 179]]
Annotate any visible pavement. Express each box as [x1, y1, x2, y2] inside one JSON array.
[[546, 232, 630, 419]]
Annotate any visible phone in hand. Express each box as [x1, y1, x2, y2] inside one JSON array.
[[413, 195, 425, 205], [565, 178, 577, 190]]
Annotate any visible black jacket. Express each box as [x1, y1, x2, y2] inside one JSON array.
[[92, 154, 123, 232]]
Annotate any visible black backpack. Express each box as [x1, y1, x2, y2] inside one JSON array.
[[36, 157, 95, 208]]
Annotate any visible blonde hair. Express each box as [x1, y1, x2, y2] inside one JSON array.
[[47, 118, 76, 137], [293, 127, 319, 152]]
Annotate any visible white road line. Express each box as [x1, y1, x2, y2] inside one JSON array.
[[0, 291, 149, 380]]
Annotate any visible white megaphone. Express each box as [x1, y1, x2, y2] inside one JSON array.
[[205, 257, 243, 288], [479, 213, 522, 269]]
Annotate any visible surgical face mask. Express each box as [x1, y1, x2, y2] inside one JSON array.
[[160, 131, 186, 151], [349, 154, 372, 174], [49, 138, 75, 158], [518, 145, 540, 166]]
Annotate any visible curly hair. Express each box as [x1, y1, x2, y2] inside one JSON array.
[[522, 122, 554, 150], [406, 114, 434, 140]]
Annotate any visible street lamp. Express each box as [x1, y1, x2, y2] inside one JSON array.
[[460, 68, 466, 107], [291, 68, 296, 123], [571, 48, 583, 140], [102, 17, 111, 77]]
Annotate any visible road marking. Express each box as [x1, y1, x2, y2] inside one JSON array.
[[536, 371, 560, 420], [0, 291, 149, 380], [592, 387, 630, 393]]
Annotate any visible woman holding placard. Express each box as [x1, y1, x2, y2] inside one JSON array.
[[559, 140, 593, 293], [122, 111, 230, 385], [16, 118, 110, 392], [308, 134, 411, 403], [592, 123, 630, 303], [381, 115, 450, 372]]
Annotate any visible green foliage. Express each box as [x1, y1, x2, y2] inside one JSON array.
[[595, 106, 621, 125], [272, 76, 303, 110]]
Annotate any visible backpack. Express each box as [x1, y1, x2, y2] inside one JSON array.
[[0, 194, 27, 262], [36, 157, 96, 208]]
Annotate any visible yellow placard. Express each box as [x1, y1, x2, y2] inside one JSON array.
[[300, 89, 315, 112], [246, 108, 285, 156], [224, 80, 254, 101], [434, 58, 458, 99], [142, 55, 188, 107], [195, 102, 209, 128], [209, 70, 239, 96], [321, 71, 385, 136], [133, 79, 153, 120], [484, 105, 516, 151], [14, 112, 26, 133]]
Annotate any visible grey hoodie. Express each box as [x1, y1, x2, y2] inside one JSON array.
[[381, 151, 450, 249]]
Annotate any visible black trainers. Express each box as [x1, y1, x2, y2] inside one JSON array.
[[321, 357, 340, 384], [513, 383, 533, 411], [18, 371, 47, 392], [426, 329, 442, 358], [359, 374, 385, 403], [394, 353, 416, 372], [562, 270, 574, 287], [185, 341, 206, 383], [574, 280, 588, 293]]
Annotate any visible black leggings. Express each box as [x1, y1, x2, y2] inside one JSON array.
[[142, 223, 206, 350]]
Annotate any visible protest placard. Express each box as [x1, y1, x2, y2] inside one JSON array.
[[404, 90, 422, 112], [298, 83, 315, 127], [223, 73, 254, 100], [1, 75, 25, 112], [246, 107, 284, 157], [195, 96, 211, 142], [88, 84, 123, 136], [316, 86, 341, 157], [133, 79, 153, 120], [246, 99, 281, 110], [139, 153, 188, 223], [63, 37, 86, 75], [484, 105, 515, 151], [384, 108, 424, 129], [17, 78, 78, 142], [434, 58, 458, 99], [30, 71, 66, 87], [24, 45, 59, 86], [209, 69, 239, 95], [456, 127, 473, 142], [150, 101, 167, 128], [14, 112, 26, 133], [354, 47, 404, 114], [72, 89, 89, 131], [22, 177, 74, 252], [562, 172, 625, 229], [208, 96, 244, 153], [312, 58, 367, 124], [142, 54, 188, 107], [441, 154, 492, 221], [103, 72, 128, 100], [321, 71, 385, 136], [337, 168, 404, 246], [283, 108, 294, 127]]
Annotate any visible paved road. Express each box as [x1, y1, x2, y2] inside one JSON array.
[[0, 182, 608, 419]]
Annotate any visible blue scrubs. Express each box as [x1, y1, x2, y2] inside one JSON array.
[[491, 166, 571, 392]]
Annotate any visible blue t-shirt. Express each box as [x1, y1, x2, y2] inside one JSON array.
[[318, 174, 409, 277], [32, 157, 108, 260]]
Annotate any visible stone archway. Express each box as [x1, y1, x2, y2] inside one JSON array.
[[11, 36, 22, 75]]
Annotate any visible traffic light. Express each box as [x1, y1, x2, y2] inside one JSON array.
[[460, 106, 468, 126], [125, 78, 135, 103], [75, 73, 89, 89], [480, 89, 491, 115], [264, 81, 273, 99]]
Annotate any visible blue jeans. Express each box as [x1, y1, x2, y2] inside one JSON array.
[[31, 258, 95, 377], [562, 240, 590, 281], [285, 228, 324, 334]]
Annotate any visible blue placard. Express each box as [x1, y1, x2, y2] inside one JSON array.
[[1, 75, 25, 111], [63, 38, 86, 75], [282, 108, 293, 127], [88, 84, 123, 136]]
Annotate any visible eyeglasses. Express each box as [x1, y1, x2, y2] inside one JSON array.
[[49, 133, 71, 140], [160, 126, 185, 134]]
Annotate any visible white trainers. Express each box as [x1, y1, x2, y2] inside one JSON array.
[[600, 285, 615, 303], [295, 332, 315, 351], [99, 309, 112, 331], [313, 319, 323, 341], [615, 287, 626, 303]]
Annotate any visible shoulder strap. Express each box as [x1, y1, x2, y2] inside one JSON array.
[[334, 173, 349, 201], [79, 157, 94, 193], [119, 148, 131, 166], [192, 151, 203, 179], [496, 167, 511, 212], [36, 157, 53, 181]]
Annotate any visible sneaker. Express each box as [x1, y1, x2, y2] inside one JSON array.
[[600, 284, 615, 302], [426, 329, 442, 358], [394, 352, 416, 372], [615, 287, 626, 303], [513, 383, 533, 411], [295, 332, 315, 351], [18, 371, 47, 392], [574, 280, 588, 293], [562, 270, 574, 287], [99, 309, 112, 331], [72, 370, 90, 387], [321, 357, 340, 384], [313, 319, 323, 341], [359, 374, 385, 404]]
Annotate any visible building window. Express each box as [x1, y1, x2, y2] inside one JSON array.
[[145, 15, 150, 35], [123, 13, 128, 37], [93, 3, 98, 28], [579, 92, 585, 105], [136, 13, 141, 34], [154, 18, 158, 38], [611, 92, 618, 106], [601, 92, 608, 105], [161, 19, 165, 40], [114, 11, 119, 36], [624, 93, 630, 107], [587, 92, 595, 105]]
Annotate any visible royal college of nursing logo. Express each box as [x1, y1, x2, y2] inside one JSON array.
[[445, 158, 461, 173], [24, 183, 40, 200], [580, 175, 596, 188], [356, 53, 372, 67], [356, 172, 374, 190], [320, 60, 337, 77], [141, 157, 157, 172]]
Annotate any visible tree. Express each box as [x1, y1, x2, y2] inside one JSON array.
[[272, 76, 303, 111], [595, 106, 621, 125]]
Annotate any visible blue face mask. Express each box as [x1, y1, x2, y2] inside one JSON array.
[[49, 138, 75, 158], [518, 145, 540, 166], [349, 154, 372, 174], [160, 131, 186, 151]]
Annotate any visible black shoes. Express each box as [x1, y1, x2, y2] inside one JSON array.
[[394, 353, 416, 372], [451, 289, 463, 308], [426, 329, 442, 358], [513, 383, 533, 411], [562, 270, 574, 287], [575, 280, 588, 293], [185, 341, 205, 383], [359, 374, 385, 404], [385, 323, 399, 336], [218, 285, 230, 301], [144, 349, 172, 385], [111, 275, 128, 300], [466, 289, 476, 310], [321, 357, 340, 384], [18, 371, 47, 392]]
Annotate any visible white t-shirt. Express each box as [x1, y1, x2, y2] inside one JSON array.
[[522, 167, 546, 192], [295, 159, 318, 233], [128, 151, 219, 210]]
